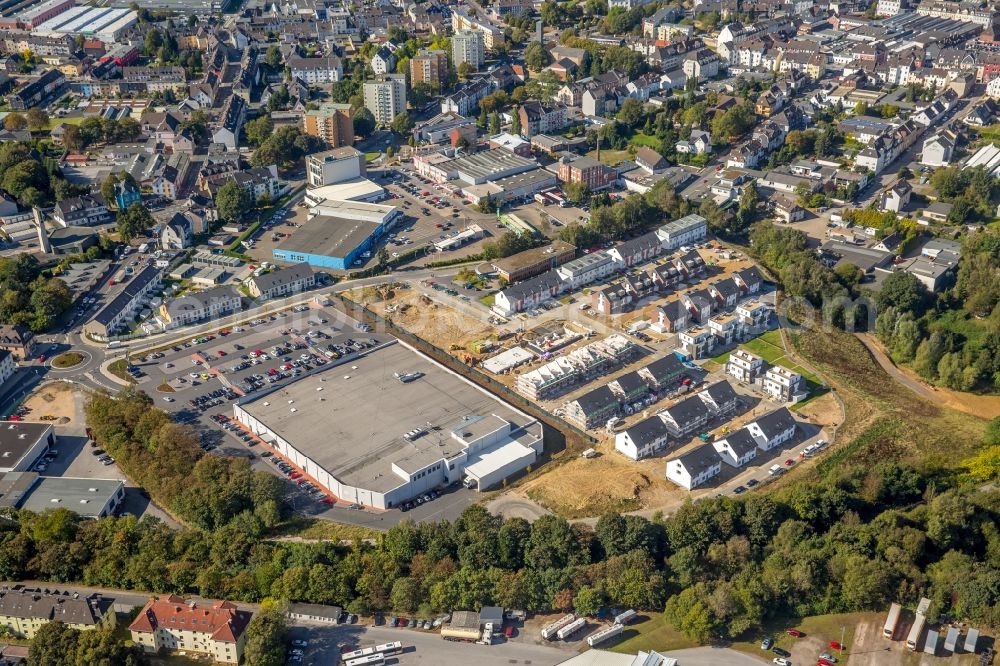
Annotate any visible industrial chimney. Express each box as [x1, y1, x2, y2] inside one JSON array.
[[33, 208, 51, 253]]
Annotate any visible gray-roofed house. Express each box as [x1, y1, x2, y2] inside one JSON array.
[[247, 263, 316, 300], [615, 414, 671, 460], [608, 371, 650, 404], [666, 442, 722, 489], [607, 232, 662, 268], [159, 286, 242, 328], [733, 266, 763, 294], [653, 299, 691, 333], [639, 353, 688, 390], [0, 586, 116, 639], [493, 270, 564, 315], [83, 265, 163, 339], [697, 380, 740, 416], [713, 428, 759, 467], [709, 277, 741, 309], [564, 385, 621, 430], [658, 393, 711, 437], [746, 407, 798, 451]]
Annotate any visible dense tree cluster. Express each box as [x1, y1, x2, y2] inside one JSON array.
[[250, 127, 327, 170], [929, 166, 999, 225], [875, 229, 1000, 391], [557, 182, 692, 250], [481, 231, 536, 261], [85, 389, 286, 530], [27, 621, 146, 666], [0, 254, 73, 331]]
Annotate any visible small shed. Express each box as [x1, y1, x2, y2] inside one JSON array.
[[480, 606, 504, 627]]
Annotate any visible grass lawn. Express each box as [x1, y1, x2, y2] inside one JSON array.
[[107, 359, 131, 382], [364, 151, 381, 162], [44, 115, 86, 130], [478, 293, 495, 307], [630, 132, 662, 152], [271, 517, 380, 543], [729, 611, 866, 660], [51, 352, 83, 368], [587, 148, 631, 166], [607, 612, 698, 654]]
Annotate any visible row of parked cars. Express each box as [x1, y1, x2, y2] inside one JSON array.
[[261, 454, 334, 505], [399, 489, 441, 512]]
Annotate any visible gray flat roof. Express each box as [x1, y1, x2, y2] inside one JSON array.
[[16, 476, 123, 518], [0, 423, 49, 468], [239, 341, 535, 492], [276, 216, 380, 259]]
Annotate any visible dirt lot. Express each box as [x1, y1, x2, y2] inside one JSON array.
[[22, 382, 81, 425], [359, 286, 494, 354], [794, 392, 842, 429], [521, 437, 683, 518]]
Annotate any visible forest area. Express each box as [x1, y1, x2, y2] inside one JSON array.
[[0, 382, 993, 648]]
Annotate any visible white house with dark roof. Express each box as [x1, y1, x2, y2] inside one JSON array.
[[615, 414, 671, 460], [607, 232, 662, 268], [666, 442, 722, 490], [713, 428, 759, 467], [658, 393, 710, 438], [746, 407, 798, 451]]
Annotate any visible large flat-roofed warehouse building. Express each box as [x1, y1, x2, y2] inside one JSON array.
[[272, 200, 401, 270], [233, 340, 544, 509]]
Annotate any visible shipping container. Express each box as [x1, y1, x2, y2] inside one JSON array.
[[944, 627, 960, 653], [923, 629, 938, 655], [964, 628, 979, 653]]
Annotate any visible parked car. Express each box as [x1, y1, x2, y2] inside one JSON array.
[[828, 641, 844, 651], [786, 628, 803, 637], [760, 637, 773, 650]]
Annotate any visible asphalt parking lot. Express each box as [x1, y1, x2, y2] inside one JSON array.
[[124, 304, 479, 524], [285, 622, 567, 666]]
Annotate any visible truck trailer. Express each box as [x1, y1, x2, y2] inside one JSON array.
[[614, 609, 637, 626], [441, 626, 481, 642], [541, 614, 576, 640], [556, 617, 587, 641], [883, 603, 902, 639], [586, 624, 623, 647]]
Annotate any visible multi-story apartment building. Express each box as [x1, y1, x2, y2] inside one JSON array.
[[451, 10, 505, 48], [288, 55, 343, 84], [303, 103, 354, 148], [83, 264, 162, 339], [410, 50, 448, 85], [0, 325, 34, 361], [306, 147, 365, 187], [159, 286, 242, 327], [247, 263, 316, 300], [555, 154, 617, 191], [518, 101, 567, 137], [655, 214, 707, 250], [726, 349, 765, 383], [363, 74, 407, 126], [52, 194, 111, 227], [763, 365, 806, 402], [0, 587, 115, 639], [129, 596, 252, 664], [452, 29, 485, 69]]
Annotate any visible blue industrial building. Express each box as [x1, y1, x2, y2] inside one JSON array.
[[272, 200, 401, 270]]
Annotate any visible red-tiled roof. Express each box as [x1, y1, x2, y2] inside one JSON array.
[[128, 596, 252, 643]]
